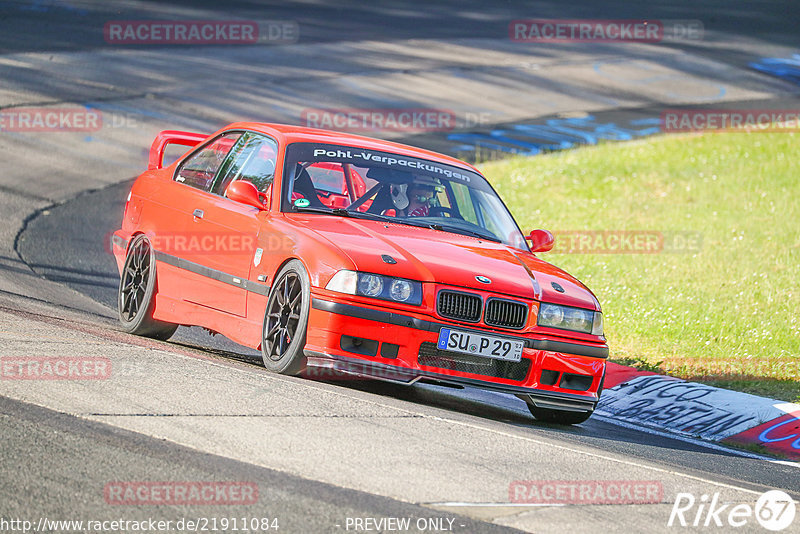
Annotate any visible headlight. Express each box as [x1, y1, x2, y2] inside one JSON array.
[[538, 303, 602, 335], [358, 274, 383, 297], [390, 279, 413, 302], [325, 271, 422, 306], [539, 303, 564, 325]]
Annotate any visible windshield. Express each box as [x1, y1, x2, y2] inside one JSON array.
[[281, 142, 527, 249]]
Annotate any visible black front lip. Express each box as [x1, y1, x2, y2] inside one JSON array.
[[311, 298, 608, 359], [304, 350, 598, 410]]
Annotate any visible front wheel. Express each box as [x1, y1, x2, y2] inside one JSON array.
[[118, 234, 177, 340], [261, 260, 310, 375]]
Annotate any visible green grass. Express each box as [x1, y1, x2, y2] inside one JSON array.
[[479, 132, 800, 402]]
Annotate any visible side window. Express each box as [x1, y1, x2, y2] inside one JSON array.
[[213, 133, 278, 195], [175, 132, 242, 191]]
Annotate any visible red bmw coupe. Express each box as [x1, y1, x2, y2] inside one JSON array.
[[112, 123, 608, 424]]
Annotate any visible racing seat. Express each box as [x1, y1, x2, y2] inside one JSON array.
[[291, 165, 326, 209], [363, 167, 414, 216], [366, 183, 398, 215]]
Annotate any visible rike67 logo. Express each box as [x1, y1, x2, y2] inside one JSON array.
[[668, 490, 796, 531]]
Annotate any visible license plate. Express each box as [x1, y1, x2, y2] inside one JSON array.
[[436, 328, 524, 362]]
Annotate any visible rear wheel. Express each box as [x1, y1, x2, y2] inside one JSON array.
[[261, 260, 310, 375], [118, 235, 177, 340]]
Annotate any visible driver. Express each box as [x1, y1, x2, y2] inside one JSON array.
[[403, 175, 442, 217]]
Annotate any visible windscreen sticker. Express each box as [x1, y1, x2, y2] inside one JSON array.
[[293, 198, 311, 208], [309, 147, 472, 183]]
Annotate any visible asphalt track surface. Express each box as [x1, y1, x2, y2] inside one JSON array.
[[2, 0, 799, 51], [14, 176, 800, 496], [0, 396, 516, 534], [3, 1, 800, 533]]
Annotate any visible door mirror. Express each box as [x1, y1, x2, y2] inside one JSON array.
[[526, 229, 555, 252], [225, 180, 265, 210]]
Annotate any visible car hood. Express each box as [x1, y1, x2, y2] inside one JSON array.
[[291, 215, 600, 310]]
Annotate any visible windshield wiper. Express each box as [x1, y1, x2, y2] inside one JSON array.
[[390, 218, 435, 230], [293, 206, 396, 223], [369, 216, 499, 241], [345, 210, 394, 223], [428, 223, 502, 242], [384, 218, 498, 241], [293, 206, 352, 217], [293, 207, 500, 242]]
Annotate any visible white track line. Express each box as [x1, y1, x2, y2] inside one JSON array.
[[427, 502, 564, 508], [84, 337, 800, 493]]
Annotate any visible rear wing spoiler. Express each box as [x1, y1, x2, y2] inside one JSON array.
[[148, 130, 208, 170]]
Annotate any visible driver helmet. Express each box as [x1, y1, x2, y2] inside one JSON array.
[[408, 175, 442, 205]]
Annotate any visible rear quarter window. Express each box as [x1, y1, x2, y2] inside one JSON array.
[[174, 132, 242, 191]]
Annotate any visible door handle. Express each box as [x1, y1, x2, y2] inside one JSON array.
[[192, 209, 204, 219]]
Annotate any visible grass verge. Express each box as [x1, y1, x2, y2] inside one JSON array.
[[480, 132, 800, 402]]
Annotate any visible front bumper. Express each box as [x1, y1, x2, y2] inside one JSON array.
[[306, 296, 607, 412]]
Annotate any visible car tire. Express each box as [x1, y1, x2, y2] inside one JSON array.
[[261, 259, 310, 375], [527, 404, 594, 425], [118, 234, 178, 340]]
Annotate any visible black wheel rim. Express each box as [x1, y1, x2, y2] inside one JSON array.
[[120, 238, 151, 322], [264, 272, 303, 361]]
